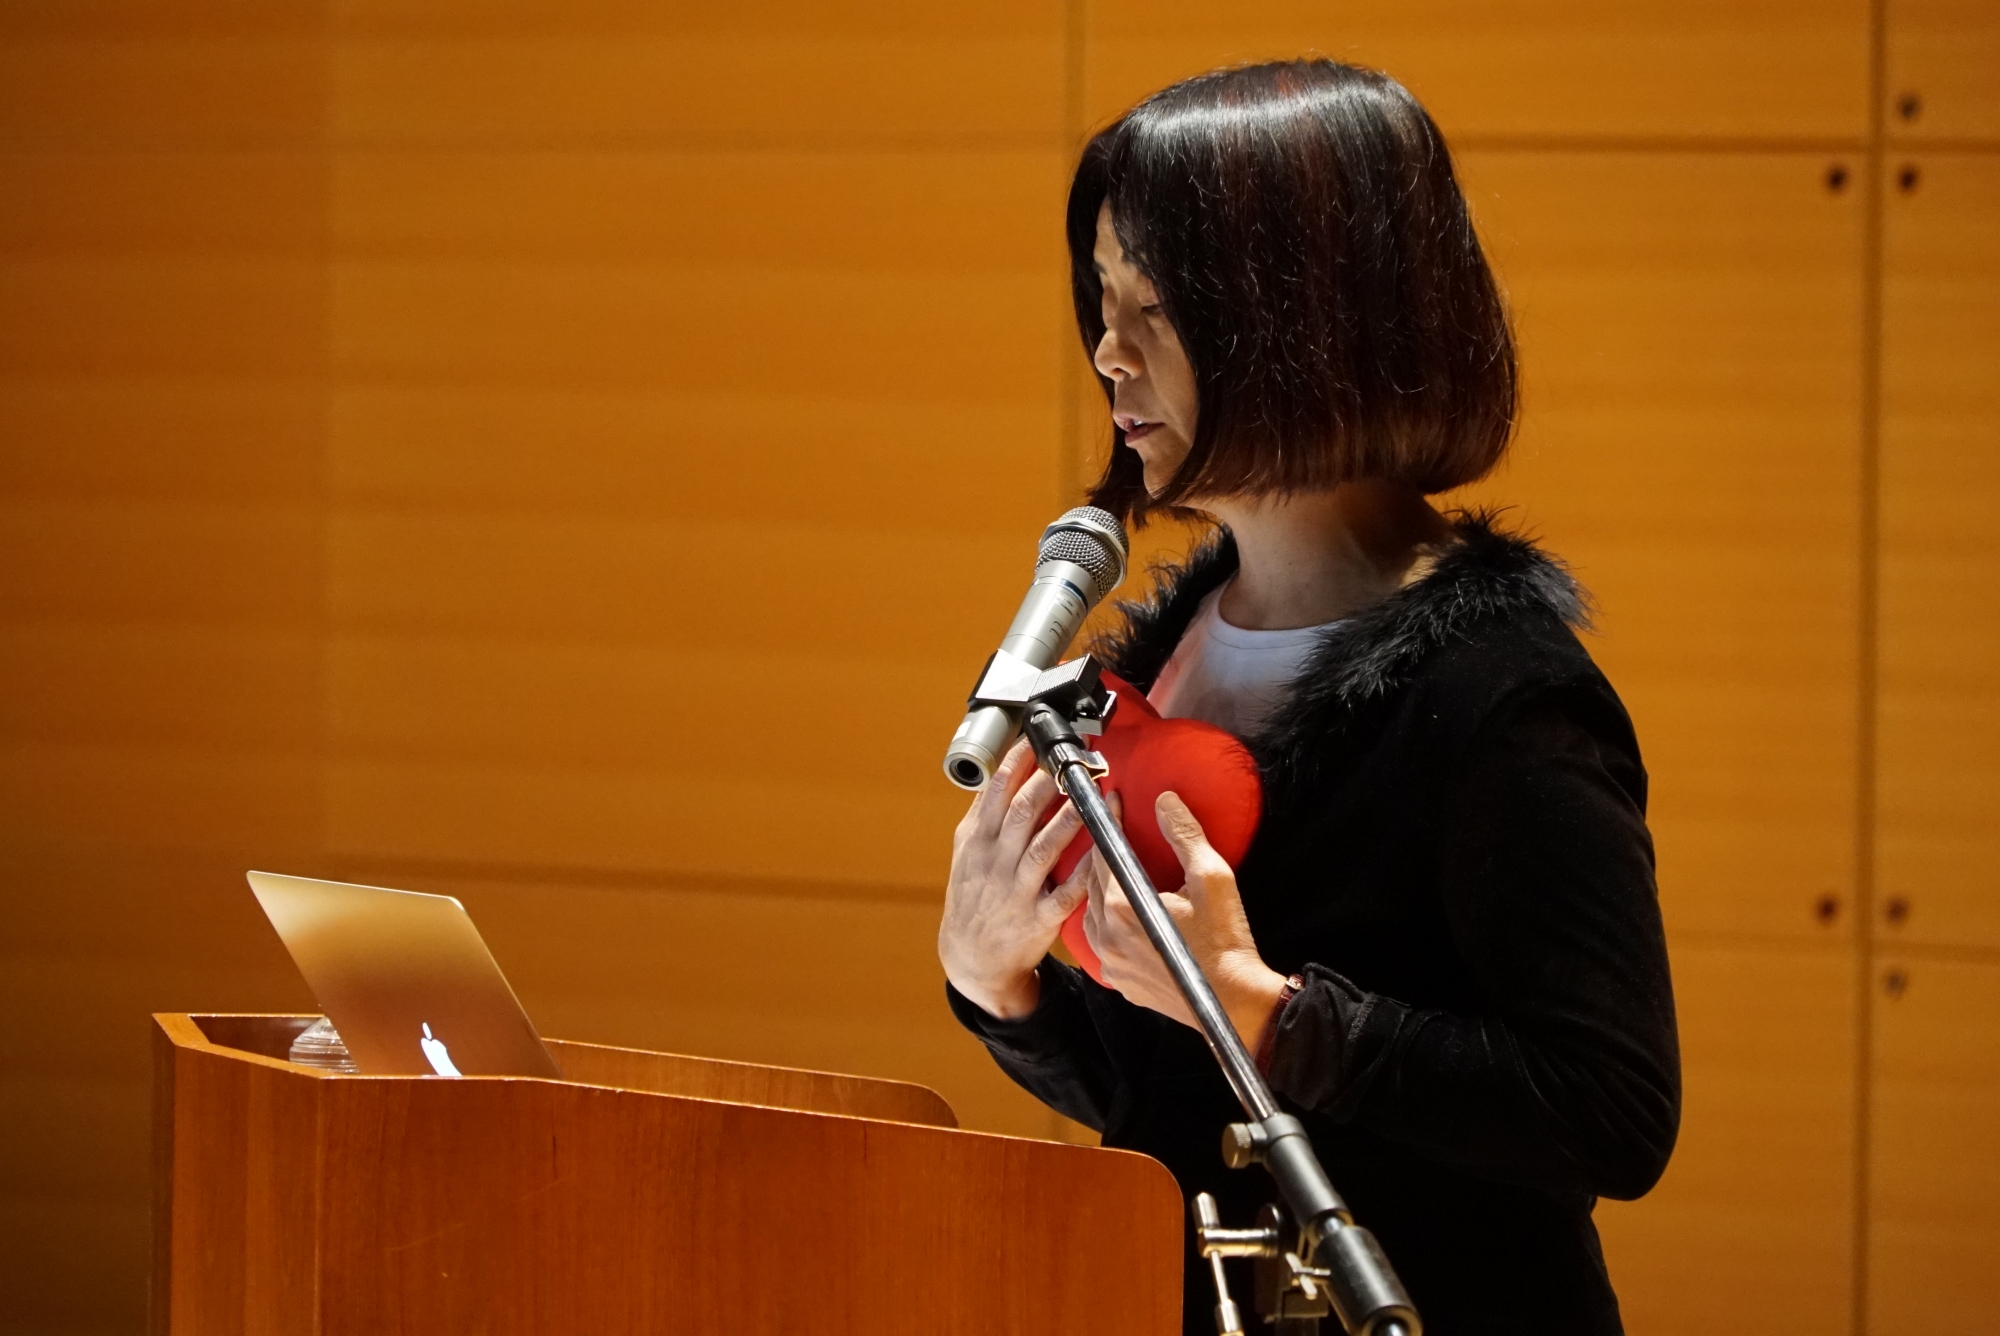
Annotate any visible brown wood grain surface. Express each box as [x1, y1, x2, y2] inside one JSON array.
[[1877, 152, 2000, 952], [185, 1014, 957, 1124], [1886, 0, 2000, 143], [1084, 0, 1871, 141], [547, 1037, 958, 1126], [1867, 957, 2000, 1334], [1594, 943, 1859, 1331], [153, 1014, 1181, 1336]]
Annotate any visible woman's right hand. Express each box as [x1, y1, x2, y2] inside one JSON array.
[[938, 740, 1090, 1020]]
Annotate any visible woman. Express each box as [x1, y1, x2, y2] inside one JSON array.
[[937, 61, 1679, 1335]]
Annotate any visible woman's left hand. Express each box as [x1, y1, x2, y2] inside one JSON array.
[[1081, 791, 1291, 1052]]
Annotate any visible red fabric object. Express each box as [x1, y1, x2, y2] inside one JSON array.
[[1048, 671, 1263, 982]]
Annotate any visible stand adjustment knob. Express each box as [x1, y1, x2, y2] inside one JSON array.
[[1222, 1121, 1270, 1169]]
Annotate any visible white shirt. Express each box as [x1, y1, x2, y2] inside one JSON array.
[[1147, 584, 1344, 740]]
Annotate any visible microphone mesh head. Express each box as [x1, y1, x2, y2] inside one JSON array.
[[1037, 506, 1127, 598]]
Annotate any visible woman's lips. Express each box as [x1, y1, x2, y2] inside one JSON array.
[[1120, 418, 1159, 442]]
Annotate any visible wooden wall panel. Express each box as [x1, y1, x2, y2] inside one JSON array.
[[1886, 0, 2000, 143], [330, 2, 1066, 151], [0, 378, 325, 501], [1085, 0, 1871, 141], [0, 5, 330, 1333], [0, 42, 324, 150], [0, 845, 315, 1335], [0, 1199, 149, 1334], [0, 152, 324, 258], [331, 265, 1052, 393], [333, 40, 1062, 150], [333, 149, 1062, 292], [1877, 152, 2000, 951], [1454, 150, 1864, 943], [323, 6, 1073, 891], [1868, 956, 2000, 1333], [0, 259, 322, 378], [331, 383, 1057, 531], [323, 640, 967, 886], [1596, 943, 1857, 1335]]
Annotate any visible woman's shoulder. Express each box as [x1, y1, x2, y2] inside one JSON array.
[[1411, 517, 1608, 702], [1300, 510, 1599, 704], [1253, 512, 1631, 796]]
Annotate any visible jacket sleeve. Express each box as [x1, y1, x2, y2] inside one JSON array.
[[1265, 688, 1682, 1200], [946, 957, 1123, 1133]]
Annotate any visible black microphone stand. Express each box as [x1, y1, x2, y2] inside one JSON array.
[[990, 656, 1419, 1336]]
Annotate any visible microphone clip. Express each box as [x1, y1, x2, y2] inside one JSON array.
[[965, 651, 1115, 739], [1005, 654, 1120, 796]]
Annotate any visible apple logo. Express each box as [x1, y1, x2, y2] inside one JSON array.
[[420, 1023, 462, 1077]]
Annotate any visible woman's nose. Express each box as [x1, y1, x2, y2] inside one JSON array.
[[1094, 324, 1140, 382]]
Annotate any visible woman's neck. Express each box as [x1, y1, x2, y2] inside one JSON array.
[[1202, 482, 1453, 630]]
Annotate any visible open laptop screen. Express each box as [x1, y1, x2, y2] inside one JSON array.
[[248, 871, 560, 1079]]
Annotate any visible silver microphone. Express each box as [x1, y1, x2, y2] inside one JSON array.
[[943, 506, 1129, 789]]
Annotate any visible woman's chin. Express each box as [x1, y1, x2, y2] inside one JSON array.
[[1129, 440, 1191, 498], [1141, 466, 1189, 499]]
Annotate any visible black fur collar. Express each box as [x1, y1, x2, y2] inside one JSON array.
[[1090, 512, 1589, 802]]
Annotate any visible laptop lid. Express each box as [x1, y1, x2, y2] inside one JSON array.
[[247, 871, 561, 1079]]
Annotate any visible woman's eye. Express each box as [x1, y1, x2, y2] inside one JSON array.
[[1140, 303, 1163, 316]]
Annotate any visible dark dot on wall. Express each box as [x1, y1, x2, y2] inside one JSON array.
[[1825, 164, 1848, 193], [1886, 896, 1910, 925], [1898, 164, 1921, 193], [1896, 92, 1922, 122], [1813, 893, 1840, 923], [1884, 969, 1909, 999]]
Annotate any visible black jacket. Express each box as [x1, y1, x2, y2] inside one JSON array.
[[948, 516, 1680, 1335]]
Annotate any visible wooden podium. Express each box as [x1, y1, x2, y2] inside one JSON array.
[[152, 1014, 1183, 1334]]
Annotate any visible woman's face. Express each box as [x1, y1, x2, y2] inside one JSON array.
[[1092, 203, 1199, 495]]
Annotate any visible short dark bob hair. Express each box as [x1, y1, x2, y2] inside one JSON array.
[[1071, 60, 1516, 522]]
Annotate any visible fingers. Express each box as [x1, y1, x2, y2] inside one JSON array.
[[1154, 789, 1207, 847], [1080, 852, 1144, 964], [1022, 796, 1084, 878], [1156, 791, 1233, 893], [996, 768, 1064, 862], [963, 739, 1038, 842], [1064, 791, 1120, 897], [1044, 857, 1091, 921], [1080, 849, 1110, 952]]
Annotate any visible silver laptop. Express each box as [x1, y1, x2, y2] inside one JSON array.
[[247, 871, 561, 1079]]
